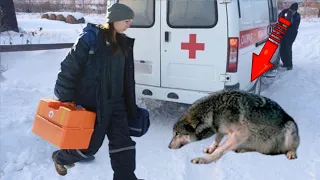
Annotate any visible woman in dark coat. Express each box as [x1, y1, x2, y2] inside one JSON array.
[[51, 3, 142, 180]]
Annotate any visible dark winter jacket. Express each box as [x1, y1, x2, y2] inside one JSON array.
[[54, 23, 138, 122], [279, 9, 301, 43]]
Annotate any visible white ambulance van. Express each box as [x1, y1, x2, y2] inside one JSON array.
[[113, 0, 280, 104]]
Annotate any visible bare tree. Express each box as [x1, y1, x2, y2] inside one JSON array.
[[303, 0, 308, 18], [72, 0, 76, 12], [0, 7, 6, 32], [0, 6, 7, 82], [302, 0, 320, 18], [318, 2, 320, 17], [14, 0, 110, 13], [0, 53, 8, 82]]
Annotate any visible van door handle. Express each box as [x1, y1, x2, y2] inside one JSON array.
[[267, 25, 272, 35], [267, 24, 275, 35], [165, 31, 170, 42], [255, 38, 268, 47]]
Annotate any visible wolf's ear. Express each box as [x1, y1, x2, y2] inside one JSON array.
[[187, 115, 200, 128], [185, 116, 199, 129], [183, 124, 196, 132]]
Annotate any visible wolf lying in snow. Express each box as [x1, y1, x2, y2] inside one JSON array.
[[168, 90, 300, 164]]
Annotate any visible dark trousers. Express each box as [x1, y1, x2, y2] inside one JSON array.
[[279, 33, 296, 68], [54, 105, 137, 180]]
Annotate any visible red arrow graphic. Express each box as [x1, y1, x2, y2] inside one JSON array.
[[250, 17, 291, 82], [251, 41, 278, 81]]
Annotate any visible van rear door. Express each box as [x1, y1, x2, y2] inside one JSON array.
[[160, 0, 228, 92], [119, 0, 161, 87], [236, 0, 270, 90]]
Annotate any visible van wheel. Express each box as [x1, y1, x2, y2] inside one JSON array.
[[248, 77, 262, 95], [254, 77, 262, 95]]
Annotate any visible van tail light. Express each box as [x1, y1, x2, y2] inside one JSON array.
[[226, 37, 239, 73]]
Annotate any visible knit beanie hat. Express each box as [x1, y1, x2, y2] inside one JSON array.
[[106, 3, 134, 23], [289, 3, 298, 11]]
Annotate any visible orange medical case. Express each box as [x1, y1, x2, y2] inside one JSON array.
[[32, 99, 96, 149]]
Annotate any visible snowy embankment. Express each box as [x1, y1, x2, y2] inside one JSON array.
[[0, 13, 105, 45], [0, 14, 320, 180]]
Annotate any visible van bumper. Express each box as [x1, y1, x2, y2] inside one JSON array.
[[135, 83, 240, 105], [224, 83, 240, 90], [135, 84, 211, 104]]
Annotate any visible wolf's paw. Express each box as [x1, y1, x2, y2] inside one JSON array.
[[203, 147, 217, 154], [286, 151, 297, 160], [191, 157, 209, 164]]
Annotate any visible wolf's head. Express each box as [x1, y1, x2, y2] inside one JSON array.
[[168, 111, 215, 149]]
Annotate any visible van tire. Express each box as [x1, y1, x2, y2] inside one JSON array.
[[248, 77, 262, 95], [254, 77, 262, 95]]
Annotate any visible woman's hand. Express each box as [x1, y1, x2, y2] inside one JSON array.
[[62, 101, 76, 108]]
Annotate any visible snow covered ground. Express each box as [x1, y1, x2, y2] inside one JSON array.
[[0, 14, 320, 180]]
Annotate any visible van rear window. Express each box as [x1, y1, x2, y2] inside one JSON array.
[[118, 0, 155, 28], [167, 0, 218, 28]]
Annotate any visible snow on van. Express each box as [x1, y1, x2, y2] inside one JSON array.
[[114, 0, 280, 104]]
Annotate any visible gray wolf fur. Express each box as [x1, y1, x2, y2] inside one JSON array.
[[168, 90, 300, 164]]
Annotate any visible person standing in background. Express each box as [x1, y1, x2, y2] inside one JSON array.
[[278, 2, 301, 70]]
